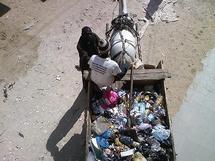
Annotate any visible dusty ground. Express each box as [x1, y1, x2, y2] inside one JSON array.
[[0, 0, 214, 161]]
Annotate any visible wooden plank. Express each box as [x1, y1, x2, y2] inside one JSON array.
[[125, 69, 169, 74], [122, 69, 171, 81]]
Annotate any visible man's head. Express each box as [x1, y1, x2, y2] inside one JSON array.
[[98, 39, 110, 58], [81, 26, 92, 37]]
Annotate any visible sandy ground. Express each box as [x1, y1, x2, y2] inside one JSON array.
[[0, 0, 214, 161]]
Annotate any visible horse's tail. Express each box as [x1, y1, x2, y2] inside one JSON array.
[[112, 50, 133, 69]]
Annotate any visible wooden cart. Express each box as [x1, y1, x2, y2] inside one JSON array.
[[84, 61, 176, 161]]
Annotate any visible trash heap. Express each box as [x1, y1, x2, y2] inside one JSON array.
[[89, 86, 173, 161]]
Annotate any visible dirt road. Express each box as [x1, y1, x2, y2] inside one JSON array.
[[0, 0, 214, 161]]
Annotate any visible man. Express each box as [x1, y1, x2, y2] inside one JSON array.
[[88, 39, 123, 88], [77, 26, 101, 89], [77, 26, 100, 70]]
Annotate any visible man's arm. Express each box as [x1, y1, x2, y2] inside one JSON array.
[[77, 40, 90, 70], [93, 32, 101, 44], [77, 41, 88, 58], [114, 63, 129, 81]]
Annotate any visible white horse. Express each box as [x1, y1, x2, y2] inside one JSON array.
[[106, 0, 143, 69]]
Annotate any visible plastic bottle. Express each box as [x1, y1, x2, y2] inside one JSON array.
[[138, 102, 146, 114], [154, 95, 163, 107]]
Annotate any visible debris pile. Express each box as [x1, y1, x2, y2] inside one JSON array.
[[88, 85, 173, 161]]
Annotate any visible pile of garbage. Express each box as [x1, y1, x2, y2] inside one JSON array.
[[89, 86, 173, 161]]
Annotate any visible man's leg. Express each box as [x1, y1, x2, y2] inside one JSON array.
[[81, 70, 88, 91], [90, 81, 103, 99]]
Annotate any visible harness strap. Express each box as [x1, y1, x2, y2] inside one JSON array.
[[111, 51, 122, 61]]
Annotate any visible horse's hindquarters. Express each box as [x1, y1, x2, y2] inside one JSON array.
[[110, 29, 137, 64]]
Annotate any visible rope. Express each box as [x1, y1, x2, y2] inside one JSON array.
[[119, 31, 135, 63]]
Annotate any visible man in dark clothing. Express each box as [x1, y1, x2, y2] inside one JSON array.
[[77, 26, 100, 70], [77, 26, 101, 90]]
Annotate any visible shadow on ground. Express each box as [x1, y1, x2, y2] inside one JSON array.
[[145, 0, 163, 20], [46, 89, 88, 161], [0, 3, 10, 17]]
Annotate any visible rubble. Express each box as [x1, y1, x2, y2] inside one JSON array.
[[18, 132, 24, 138], [56, 75, 61, 81], [89, 86, 173, 161], [8, 82, 15, 90], [3, 86, 8, 99]]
